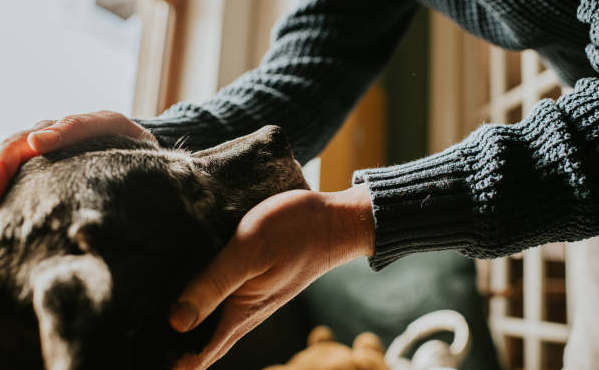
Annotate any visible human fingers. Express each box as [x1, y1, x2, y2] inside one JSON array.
[[0, 120, 55, 196], [27, 110, 156, 153], [32, 119, 58, 131], [175, 298, 276, 370], [169, 236, 258, 333]]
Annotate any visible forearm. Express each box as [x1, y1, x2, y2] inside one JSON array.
[[352, 0, 599, 271], [135, 0, 419, 165], [354, 78, 599, 271]]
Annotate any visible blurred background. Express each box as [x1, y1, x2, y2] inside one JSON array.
[[0, 1, 580, 370], [0, 0, 141, 138]]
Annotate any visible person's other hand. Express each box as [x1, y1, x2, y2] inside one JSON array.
[[170, 184, 375, 370], [0, 110, 156, 197]]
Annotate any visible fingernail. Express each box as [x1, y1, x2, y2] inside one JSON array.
[[28, 130, 61, 150], [170, 301, 198, 332]]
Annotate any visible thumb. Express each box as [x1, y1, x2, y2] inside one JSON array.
[[170, 239, 250, 333]]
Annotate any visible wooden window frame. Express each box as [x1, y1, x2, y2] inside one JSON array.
[[429, 10, 581, 370], [132, 0, 298, 118]]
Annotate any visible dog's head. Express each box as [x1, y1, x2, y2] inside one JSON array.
[[0, 125, 308, 370]]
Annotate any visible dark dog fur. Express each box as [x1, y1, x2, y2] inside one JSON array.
[[0, 126, 308, 370]]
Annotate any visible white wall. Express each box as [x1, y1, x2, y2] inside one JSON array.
[[0, 0, 140, 140]]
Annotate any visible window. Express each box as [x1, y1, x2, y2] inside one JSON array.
[[0, 0, 142, 139], [429, 11, 575, 370]]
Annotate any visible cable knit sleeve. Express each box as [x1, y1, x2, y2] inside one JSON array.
[[354, 0, 599, 271], [134, 0, 419, 165]]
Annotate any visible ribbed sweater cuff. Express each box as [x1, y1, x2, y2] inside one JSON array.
[[353, 78, 599, 272], [353, 146, 473, 271]]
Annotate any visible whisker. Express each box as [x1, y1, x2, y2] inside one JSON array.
[[174, 133, 192, 150]]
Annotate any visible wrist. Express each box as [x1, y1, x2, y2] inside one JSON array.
[[324, 184, 375, 264]]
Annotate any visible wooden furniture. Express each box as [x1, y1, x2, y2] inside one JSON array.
[[429, 10, 576, 370]]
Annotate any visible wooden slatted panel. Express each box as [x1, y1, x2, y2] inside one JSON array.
[[429, 14, 572, 369], [480, 48, 570, 370]]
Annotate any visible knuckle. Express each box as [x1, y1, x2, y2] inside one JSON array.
[[0, 136, 16, 148], [1, 130, 29, 148], [97, 110, 122, 119], [59, 115, 83, 129], [208, 273, 231, 298], [32, 120, 56, 130]]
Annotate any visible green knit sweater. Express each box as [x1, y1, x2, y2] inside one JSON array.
[[135, 0, 599, 270]]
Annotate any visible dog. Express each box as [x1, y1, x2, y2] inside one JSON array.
[[0, 125, 308, 370]]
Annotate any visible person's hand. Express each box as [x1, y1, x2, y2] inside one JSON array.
[[170, 184, 375, 370], [0, 110, 156, 197]]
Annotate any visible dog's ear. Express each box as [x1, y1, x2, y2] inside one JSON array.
[[30, 254, 112, 370]]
